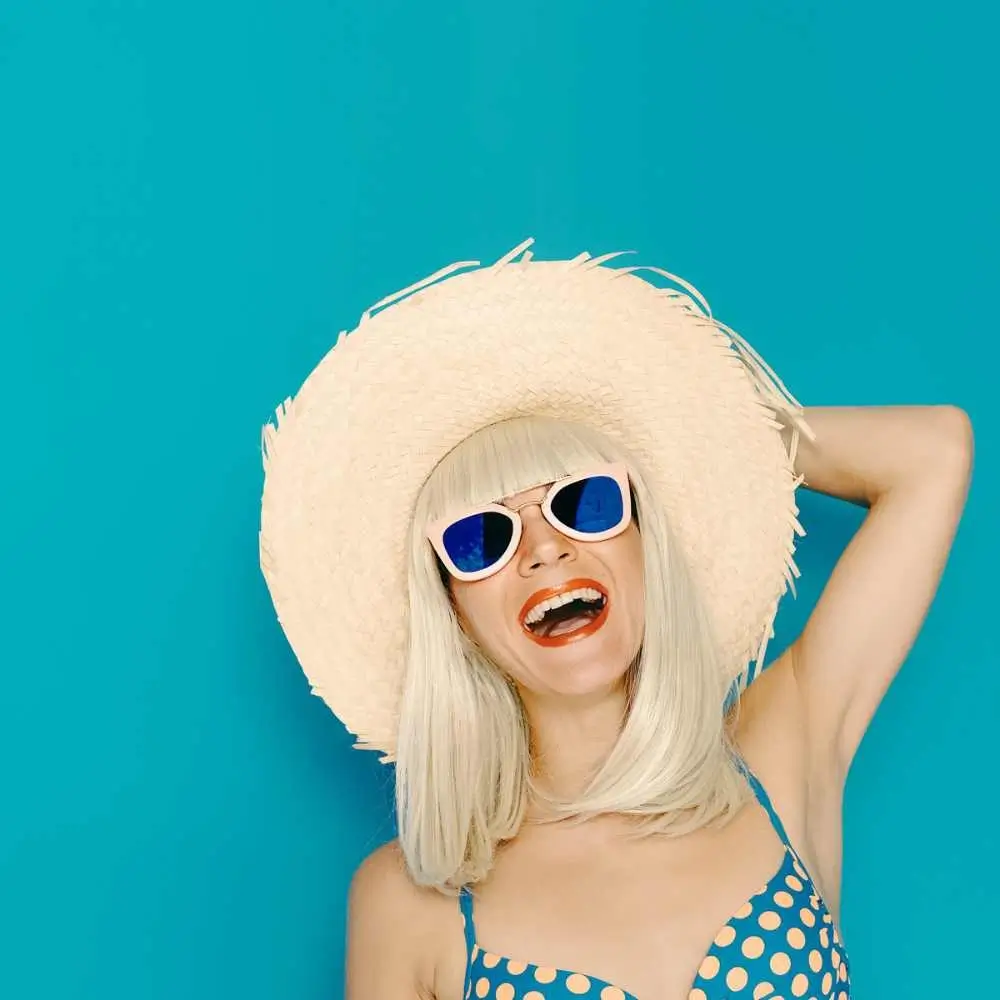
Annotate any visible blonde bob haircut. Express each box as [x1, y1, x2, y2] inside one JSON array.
[[397, 415, 753, 892]]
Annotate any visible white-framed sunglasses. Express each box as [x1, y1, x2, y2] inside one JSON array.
[[426, 462, 633, 582]]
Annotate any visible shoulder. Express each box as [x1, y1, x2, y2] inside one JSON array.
[[346, 840, 466, 1000], [349, 838, 413, 901]]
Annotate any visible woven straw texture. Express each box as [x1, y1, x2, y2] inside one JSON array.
[[259, 239, 810, 762]]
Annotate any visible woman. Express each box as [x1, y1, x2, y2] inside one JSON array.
[[259, 240, 973, 1000]]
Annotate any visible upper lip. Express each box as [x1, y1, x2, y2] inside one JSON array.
[[518, 577, 609, 627]]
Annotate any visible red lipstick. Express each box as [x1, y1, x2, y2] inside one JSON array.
[[518, 577, 610, 648]]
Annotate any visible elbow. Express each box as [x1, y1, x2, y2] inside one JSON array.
[[937, 404, 974, 462], [928, 406, 974, 488]]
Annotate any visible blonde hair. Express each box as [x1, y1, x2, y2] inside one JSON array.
[[396, 416, 752, 891]]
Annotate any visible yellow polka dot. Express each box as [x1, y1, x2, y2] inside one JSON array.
[[831, 948, 841, 969], [821, 972, 833, 995], [838, 963, 848, 982], [534, 967, 557, 984], [601, 989, 626, 1000], [495, 984, 515, 1000], [819, 928, 829, 949], [758, 910, 781, 931], [699, 954, 721, 980], [809, 895, 821, 910], [791, 972, 809, 997], [742, 935, 765, 959], [688, 991, 708, 1000], [715, 925, 737, 947], [753, 984, 775, 999], [822, 912, 832, 924], [773, 890, 794, 908], [734, 900, 754, 919], [799, 907, 816, 927], [483, 953, 501, 969], [770, 952, 792, 975], [566, 973, 592, 994], [784, 874, 804, 892], [786, 927, 805, 949], [726, 967, 749, 991], [524, 994, 546, 1000], [476, 978, 490, 999], [506, 960, 527, 975], [809, 949, 823, 972], [838, 991, 848, 999]]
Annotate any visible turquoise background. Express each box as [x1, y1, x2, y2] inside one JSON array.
[[2, 1, 995, 996]]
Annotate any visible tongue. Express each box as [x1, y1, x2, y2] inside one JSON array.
[[540, 612, 598, 638]]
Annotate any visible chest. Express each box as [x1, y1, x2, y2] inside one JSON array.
[[439, 802, 848, 1000]]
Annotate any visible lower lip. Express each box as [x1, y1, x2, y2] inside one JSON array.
[[520, 599, 611, 648]]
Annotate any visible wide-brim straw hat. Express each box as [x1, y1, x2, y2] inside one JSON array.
[[259, 238, 812, 763]]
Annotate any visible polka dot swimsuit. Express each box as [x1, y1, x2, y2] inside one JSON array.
[[458, 762, 851, 1000]]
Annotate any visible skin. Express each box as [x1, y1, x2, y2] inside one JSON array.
[[346, 405, 974, 1000]]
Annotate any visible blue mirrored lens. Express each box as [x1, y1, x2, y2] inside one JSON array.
[[442, 511, 515, 573], [551, 475, 624, 533]]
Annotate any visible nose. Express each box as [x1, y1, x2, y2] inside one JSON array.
[[514, 503, 576, 574]]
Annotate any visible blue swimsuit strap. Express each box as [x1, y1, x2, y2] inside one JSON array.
[[736, 756, 793, 850], [459, 885, 477, 991], [459, 886, 477, 945]]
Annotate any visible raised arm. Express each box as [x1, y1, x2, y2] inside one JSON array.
[[782, 405, 973, 778]]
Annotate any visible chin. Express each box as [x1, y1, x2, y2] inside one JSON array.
[[526, 645, 634, 698], [550, 670, 629, 699], [482, 620, 640, 699]]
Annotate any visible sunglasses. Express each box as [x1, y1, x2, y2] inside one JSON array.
[[426, 462, 633, 582]]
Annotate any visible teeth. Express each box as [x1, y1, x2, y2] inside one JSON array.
[[523, 587, 605, 625]]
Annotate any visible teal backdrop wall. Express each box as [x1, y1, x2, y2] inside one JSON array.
[[2, 2, 996, 997]]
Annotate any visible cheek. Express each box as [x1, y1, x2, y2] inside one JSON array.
[[451, 580, 506, 643], [622, 534, 647, 618], [450, 586, 475, 635]]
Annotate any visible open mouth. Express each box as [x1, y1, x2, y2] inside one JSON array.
[[519, 580, 610, 645]]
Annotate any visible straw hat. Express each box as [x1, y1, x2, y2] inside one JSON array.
[[259, 238, 812, 762]]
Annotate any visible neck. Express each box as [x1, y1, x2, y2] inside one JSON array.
[[520, 681, 629, 805]]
